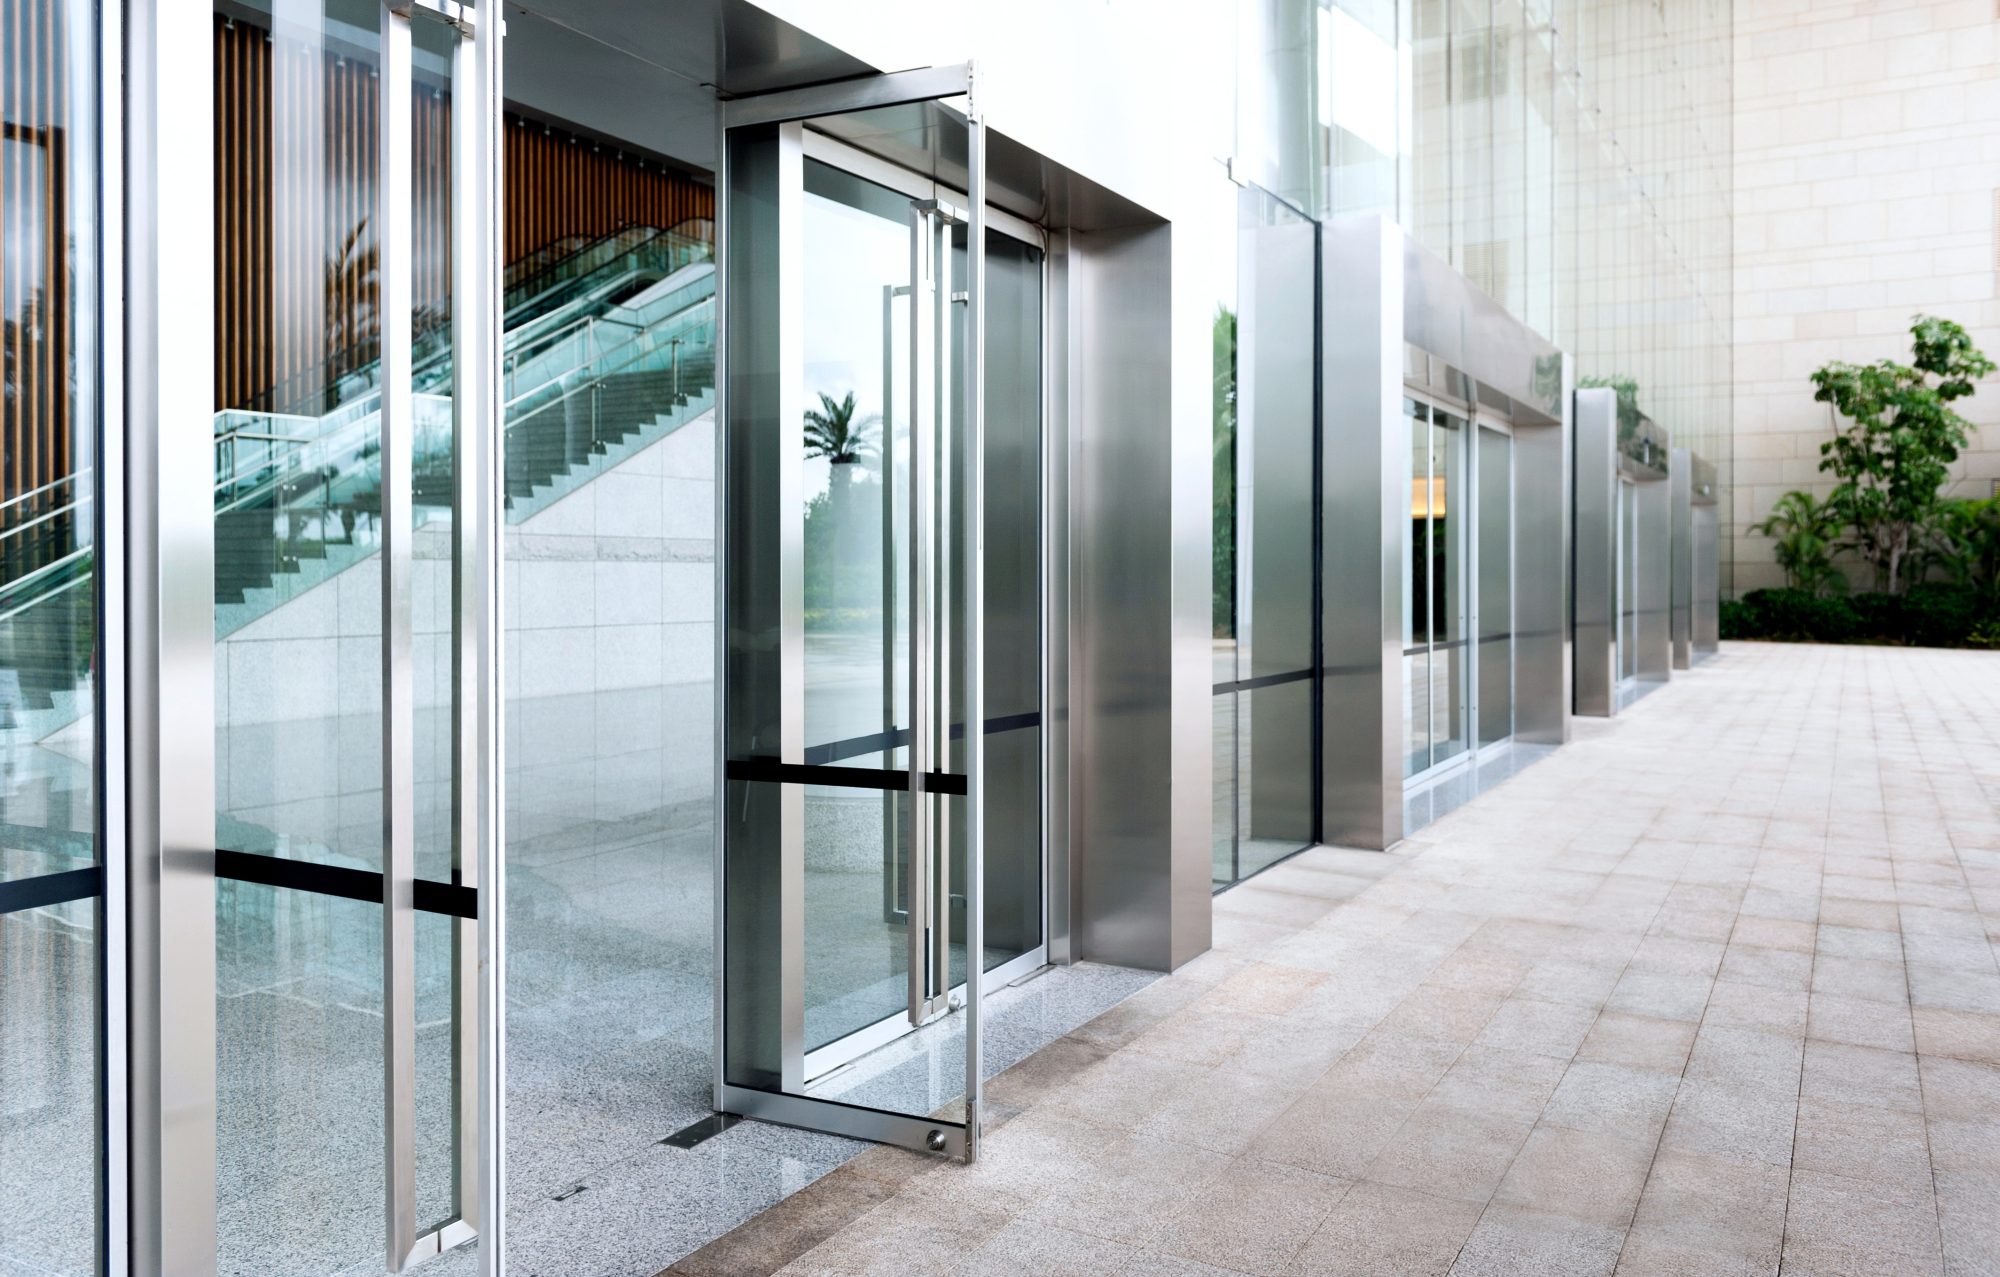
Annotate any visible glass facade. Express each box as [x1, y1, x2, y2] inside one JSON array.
[[3, 0, 1747, 1266], [1224, 0, 1732, 828], [1212, 183, 1318, 890], [0, 1, 100, 1272]]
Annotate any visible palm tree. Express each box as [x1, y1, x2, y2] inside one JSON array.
[[1751, 490, 1846, 596], [803, 391, 878, 471]]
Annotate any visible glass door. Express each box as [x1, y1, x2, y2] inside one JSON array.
[[1403, 396, 1467, 780], [720, 75, 1018, 1161], [206, 2, 499, 1269]]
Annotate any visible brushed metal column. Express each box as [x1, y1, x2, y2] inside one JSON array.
[[1319, 215, 1403, 850], [1512, 357, 1572, 745], [1693, 505, 1721, 656], [1571, 387, 1617, 717], [1670, 447, 1693, 670], [1069, 220, 1207, 969], [1637, 474, 1673, 682], [125, 1, 217, 1269]]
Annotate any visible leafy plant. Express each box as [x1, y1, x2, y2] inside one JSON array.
[[1923, 496, 2000, 600], [1749, 490, 1846, 597], [803, 390, 878, 467], [1579, 374, 1641, 437], [1811, 315, 1995, 595]]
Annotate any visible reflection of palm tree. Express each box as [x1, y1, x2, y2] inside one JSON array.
[[324, 217, 380, 361], [803, 391, 878, 470]]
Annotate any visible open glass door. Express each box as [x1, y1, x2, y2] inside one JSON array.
[[718, 69, 999, 1161]]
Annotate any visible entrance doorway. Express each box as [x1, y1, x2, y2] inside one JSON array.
[[719, 89, 1044, 1158]]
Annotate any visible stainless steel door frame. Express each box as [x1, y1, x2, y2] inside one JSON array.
[[1402, 387, 1471, 788], [715, 64, 990, 1163]]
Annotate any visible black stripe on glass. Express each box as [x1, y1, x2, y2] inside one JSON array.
[[1400, 638, 1473, 657], [0, 865, 103, 915], [725, 757, 969, 797], [1211, 667, 1314, 697], [803, 711, 1043, 767], [214, 848, 479, 919]]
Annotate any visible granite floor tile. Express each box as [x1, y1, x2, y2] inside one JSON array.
[[1799, 1039, 1924, 1112], [1626, 1148, 1788, 1269], [1491, 1126, 1656, 1228], [1363, 1100, 1537, 1205], [1290, 1181, 1485, 1277], [1779, 1169, 1945, 1277], [1449, 1203, 1627, 1277], [1022, 1132, 1233, 1246], [683, 646, 2000, 1277], [1657, 1080, 1800, 1167], [1152, 1157, 1353, 1275], [1575, 1013, 1700, 1074], [1540, 1060, 1682, 1140]]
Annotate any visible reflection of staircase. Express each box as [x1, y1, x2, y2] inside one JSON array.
[[1, 224, 718, 743], [209, 223, 717, 633], [504, 356, 717, 521]]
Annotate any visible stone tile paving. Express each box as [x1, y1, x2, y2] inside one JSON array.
[[670, 642, 2000, 1277]]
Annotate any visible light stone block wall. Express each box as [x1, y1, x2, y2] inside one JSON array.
[[1732, 0, 2000, 593]]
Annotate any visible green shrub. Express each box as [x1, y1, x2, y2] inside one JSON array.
[[1899, 582, 1982, 648], [1726, 584, 1999, 647]]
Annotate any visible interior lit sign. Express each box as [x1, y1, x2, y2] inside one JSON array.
[[1410, 477, 1446, 519]]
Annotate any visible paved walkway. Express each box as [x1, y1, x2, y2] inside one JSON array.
[[673, 642, 2000, 1277]]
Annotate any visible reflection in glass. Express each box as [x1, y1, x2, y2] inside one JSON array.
[[0, 0, 100, 1269], [1214, 186, 1315, 888], [1431, 411, 1464, 766]]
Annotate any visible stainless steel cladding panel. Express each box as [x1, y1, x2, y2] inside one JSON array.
[[1693, 505, 1720, 655], [1513, 358, 1572, 744], [1638, 476, 1673, 681], [1572, 388, 1618, 717], [1319, 216, 1404, 850], [1670, 447, 1693, 670], [1046, 230, 1076, 965], [1070, 222, 1207, 971], [1245, 211, 1318, 846]]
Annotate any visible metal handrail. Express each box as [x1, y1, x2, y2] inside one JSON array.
[[0, 470, 86, 517], [502, 300, 714, 430], [0, 495, 92, 548], [0, 545, 92, 624]]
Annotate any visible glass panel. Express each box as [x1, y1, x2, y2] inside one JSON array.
[[490, 7, 728, 1254], [799, 159, 911, 1053], [0, 0, 100, 1267], [1477, 428, 1512, 748], [962, 231, 1043, 973], [1407, 0, 1451, 258], [1240, 681, 1312, 878], [215, 883, 383, 1273], [1214, 186, 1313, 889], [1239, 190, 1315, 865], [1431, 411, 1465, 765], [213, 2, 386, 1272], [1211, 692, 1237, 888]]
